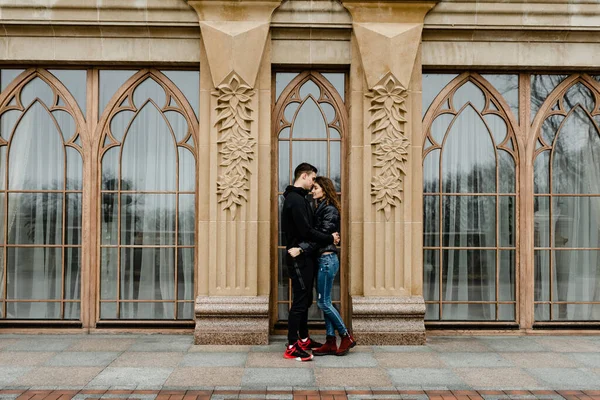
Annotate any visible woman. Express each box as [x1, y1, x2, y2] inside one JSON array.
[[288, 176, 356, 356]]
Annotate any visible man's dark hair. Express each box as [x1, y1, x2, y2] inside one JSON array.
[[294, 162, 317, 182]]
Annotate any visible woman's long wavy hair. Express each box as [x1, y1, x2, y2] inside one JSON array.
[[314, 176, 341, 212]]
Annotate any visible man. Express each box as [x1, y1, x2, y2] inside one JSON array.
[[281, 162, 340, 361]]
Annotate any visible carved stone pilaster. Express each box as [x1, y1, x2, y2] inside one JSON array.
[[213, 74, 256, 218], [367, 73, 409, 220]]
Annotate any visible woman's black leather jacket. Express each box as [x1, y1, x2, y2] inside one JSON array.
[[298, 199, 340, 256]]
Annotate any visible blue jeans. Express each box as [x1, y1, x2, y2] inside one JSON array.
[[316, 253, 348, 337]]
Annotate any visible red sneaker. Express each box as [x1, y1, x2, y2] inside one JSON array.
[[297, 336, 323, 351], [283, 342, 314, 361]]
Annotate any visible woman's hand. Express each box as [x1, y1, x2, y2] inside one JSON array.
[[288, 247, 302, 258]]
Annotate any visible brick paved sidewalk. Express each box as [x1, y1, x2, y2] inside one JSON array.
[[2, 389, 600, 400]]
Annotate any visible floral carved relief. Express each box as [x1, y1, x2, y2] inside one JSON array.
[[367, 73, 409, 220], [213, 73, 256, 218]]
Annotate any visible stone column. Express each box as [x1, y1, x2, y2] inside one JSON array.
[[342, 0, 439, 344], [186, 0, 280, 345]]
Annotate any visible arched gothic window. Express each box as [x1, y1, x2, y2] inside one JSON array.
[[422, 73, 519, 322], [0, 69, 85, 320], [98, 70, 198, 321]]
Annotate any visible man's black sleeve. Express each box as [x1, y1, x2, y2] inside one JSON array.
[[290, 197, 334, 245]]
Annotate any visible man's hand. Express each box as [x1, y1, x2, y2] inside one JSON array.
[[288, 247, 302, 258], [332, 232, 340, 245]]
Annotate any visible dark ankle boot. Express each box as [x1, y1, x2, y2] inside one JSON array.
[[313, 335, 337, 356], [336, 332, 356, 356]]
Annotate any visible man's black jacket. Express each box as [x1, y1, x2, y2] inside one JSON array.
[[281, 185, 334, 253]]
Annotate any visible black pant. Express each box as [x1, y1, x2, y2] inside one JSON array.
[[287, 254, 315, 344]]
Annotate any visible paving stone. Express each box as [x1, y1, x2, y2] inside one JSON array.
[[388, 368, 467, 388], [438, 353, 515, 368], [532, 338, 600, 353], [0, 352, 56, 366], [242, 368, 314, 387], [46, 352, 119, 367], [476, 338, 547, 353], [501, 353, 579, 368], [128, 339, 191, 353], [180, 353, 247, 367], [250, 344, 286, 353], [374, 353, 446, 368], [10, 339, 77, 352], [165, 367, 244, 387], [313, 352, 378, 368], [88, 368, 173, 387], [566, 353, 600, 368], [246, 352, 314, 368], [189, 345, 252, 353], [68, 339, 136, 352], [110, 352, 183, 368], [427, 338, 492, 353], [373, 346, 432, 353], [0, 367, 31, 385], [0, 340, 19, 351], [14, 367, 102, 387], [315, 368, 393, 387], [453, 367, 547, 390], [525, 368, 600, 390]]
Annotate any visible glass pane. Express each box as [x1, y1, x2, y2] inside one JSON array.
[[308, 301, 322, 321], [278, 141, 290, 192], [534, 303, 549, 321], [179, 147, 195, 192], [278, 195, 285, 247], [51, 110, 75, 141], [423, 149, 440, 193], [283, 102, 299, 123], [278, 303, 289, 321], [423, 250, 439, 301], [0, 111, 20, 140], [441, 106, 496, 193], [65, 194, 82, 245], [0, 249, 4, 298], [177, 302, 194, 320], [64, 247, 81, 300], [177, 248, 194, 300], [322, 73, 345, 101], [64, 301, 80, 320], [442, 196, 496, 247], [563, 83, 595, 112], [329, 141, 341, 191], [9, 102, 64, 190], [430, 113, 453, 145], [100, 248, 118, 300], [453, 81, 486, 112], [552, 304, 600, 321], [120, 302, 175, 320], [499, 250, 515, 301], [120, 194, 176, 246], [498, 151, 515, 194], [133, 78, 167, 109], [442, 302, 495, 321], [321, 103, 336, 124], [165, 111, 188, 142], [120, 247, 175, 301], [121, 104, 177, 191], [279, 127, 290, 139], [99, 70, 138, 116], [531, 75, 569, 123], [534, 151, 550, 194], [8, 193, 63, 245], [7, 247, 62, 300], [6, 302, 60, 319], [422, 74, 458, 117], [110, 110, 135, 142], [278, 248, 289, 301], [553, 197, 600, 248], [276, 72, 300, 102], [292, 141, 327, 179], [21, 78, 54, 107], [66, 147, 83, 190], [481, 74, 519, 123], [555, 250, 600, 304], [0, 194, 4, 244], [100, 302, 117, 319], [161, 70, 200, 118], [178, 194, 195, 246], [48, 70, 87, 115], [101, 147, 120, 190], [101, 193, 118, 245], [299, 80, 320, 100], [292, 98, 327, 139], [534, 197, 551, 249], [552, 107, 600, 195], [483, 113, 508, 144], [425, 303, 439, 320], [1, 69, 25, 92], [423, 195, 439, 247], [499, 196, 515, 247], [534, 250, 550, 302], [541, 115, 564, 146], [498, 304, 515, 321]]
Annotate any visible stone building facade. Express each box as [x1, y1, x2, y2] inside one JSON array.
[[0, 0, 599, 344]]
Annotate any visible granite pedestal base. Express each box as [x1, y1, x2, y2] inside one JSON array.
[[194, 295, 269, 345], [351, 295, 426, 345]]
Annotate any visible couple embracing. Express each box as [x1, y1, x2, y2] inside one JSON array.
[[281, 162, 356, 362]]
